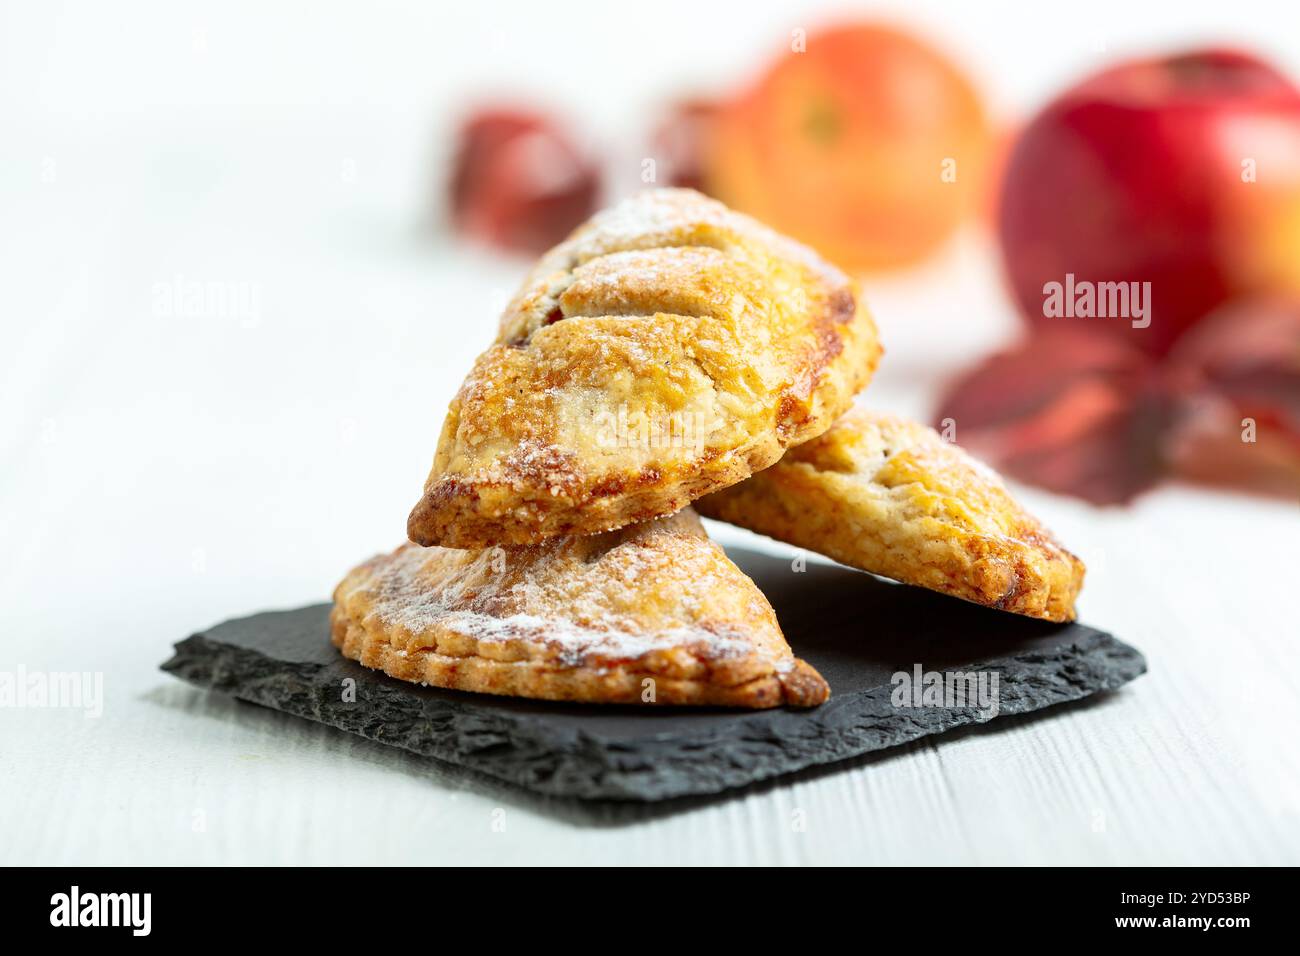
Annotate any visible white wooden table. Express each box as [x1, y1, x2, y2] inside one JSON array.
[[3, 0, 1298, 866]]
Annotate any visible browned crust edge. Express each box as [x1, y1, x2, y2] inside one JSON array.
[[329, 603, 829, 709], [696, 466, 1084, 623], [409, 295, 882, 548]]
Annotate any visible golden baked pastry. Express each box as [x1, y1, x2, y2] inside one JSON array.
[[408, 188, 882, 548], [332, 508, 829, 708], [696, 408, 1085, 621]]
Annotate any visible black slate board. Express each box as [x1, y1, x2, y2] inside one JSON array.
[[161, 548, 1146, 801]]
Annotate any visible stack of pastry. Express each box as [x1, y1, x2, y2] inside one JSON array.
[[332, 190, 1084, 709]]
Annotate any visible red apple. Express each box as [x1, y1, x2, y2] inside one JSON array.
[[998, 49, 1300, 356], [449, 108, 601, 255], [649, 98, 719, 193]]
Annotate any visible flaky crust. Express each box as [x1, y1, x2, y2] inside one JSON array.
[[696, 409, 1085, 622], [408, 188, 881, 548], [332, 509, 828, 708]]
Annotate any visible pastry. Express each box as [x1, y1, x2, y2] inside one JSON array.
[[332, 508, 829, 708], [696, 408, 1085, 621], [408, 188, 882, 548]]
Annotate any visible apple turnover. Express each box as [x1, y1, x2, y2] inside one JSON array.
[[696, 408, 1085, 621], [332, 508, 829, 708], [408, 188, 882, 548]]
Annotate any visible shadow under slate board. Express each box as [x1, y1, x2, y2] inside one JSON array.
[[161, 548, 1146, 802]]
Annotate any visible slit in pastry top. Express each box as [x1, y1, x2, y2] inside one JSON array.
[[408, 188, 882, 548]]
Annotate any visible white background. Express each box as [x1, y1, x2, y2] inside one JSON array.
[[2, 0, 1298, 864]]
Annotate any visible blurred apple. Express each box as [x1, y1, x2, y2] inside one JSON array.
[[449, 108, 600, 254], [706, 24, 992, 272], [650, 98, 719, 192], [999, 49, 1300, 356]]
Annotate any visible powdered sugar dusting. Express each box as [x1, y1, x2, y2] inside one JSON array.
[[572, 188, 833, 279], [585, 189, 729, 244], [350, 533, 763, 668]]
